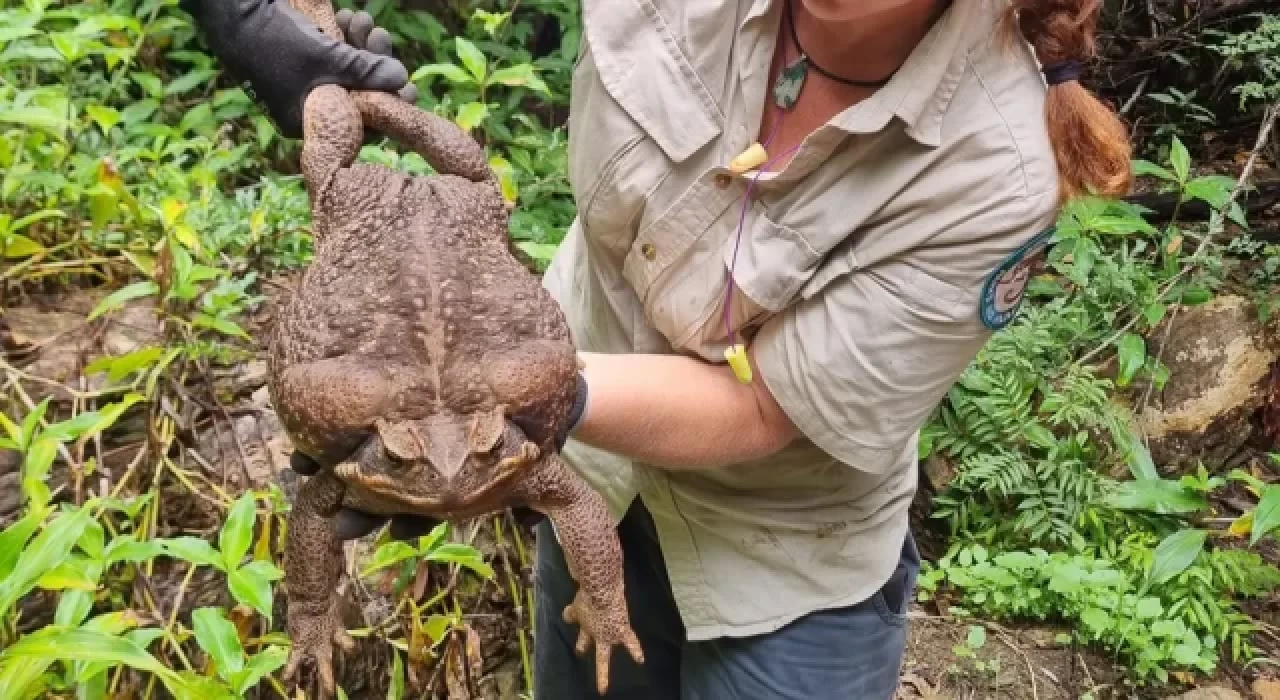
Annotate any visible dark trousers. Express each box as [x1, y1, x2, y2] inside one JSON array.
[[532, 498, 919, 700]]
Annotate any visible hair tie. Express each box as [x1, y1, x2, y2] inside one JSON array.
[[1042, 60, 1084, 86]]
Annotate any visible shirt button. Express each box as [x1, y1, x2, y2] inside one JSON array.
[[713, 173, 732, 189], [641, 243, 657, 260]]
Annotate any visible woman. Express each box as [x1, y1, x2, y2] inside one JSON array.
[[186, 0, 1131, 697]]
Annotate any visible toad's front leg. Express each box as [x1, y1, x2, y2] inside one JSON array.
[[517, 453, 643, 694], [282, 470, 356, 699]]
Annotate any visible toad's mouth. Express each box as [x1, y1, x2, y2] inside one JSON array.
[[334, 441, 540, 511]]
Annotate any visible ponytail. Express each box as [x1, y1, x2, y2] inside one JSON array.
[[1010, 0, 1133, 202]]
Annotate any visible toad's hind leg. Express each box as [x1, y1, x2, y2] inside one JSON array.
[[351, 91, 495, 186], [483, 339, 578, 450], [300, 86, 362, 220], [518, 454, 643, 695]]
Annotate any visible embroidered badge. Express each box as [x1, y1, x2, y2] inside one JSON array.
[[979, 226, 1056, 331]]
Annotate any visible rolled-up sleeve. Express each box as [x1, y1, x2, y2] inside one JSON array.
[[753, 256, 994, 474]]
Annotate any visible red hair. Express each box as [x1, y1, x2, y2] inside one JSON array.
[[1010, 0, 1133, 202]]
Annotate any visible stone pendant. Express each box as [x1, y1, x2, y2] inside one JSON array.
[[773, 54, 808, 110]]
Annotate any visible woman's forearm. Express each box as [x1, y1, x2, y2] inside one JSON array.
[[570, 350, 799, 470]]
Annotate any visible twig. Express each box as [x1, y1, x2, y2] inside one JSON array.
[[1076, 98, 1280, 369], [1120, 73, 1151, 116], [991, 627, 1039, 700]]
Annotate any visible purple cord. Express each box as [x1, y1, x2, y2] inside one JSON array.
[[721, 112, 801, 346]]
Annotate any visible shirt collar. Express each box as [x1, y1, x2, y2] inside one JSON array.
[[794, 0, 1001, 146]]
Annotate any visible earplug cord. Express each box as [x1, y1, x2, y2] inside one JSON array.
[[721, 109, 801, 350]]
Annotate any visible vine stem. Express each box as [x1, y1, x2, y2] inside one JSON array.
[[1075, 98, 1280, 369]]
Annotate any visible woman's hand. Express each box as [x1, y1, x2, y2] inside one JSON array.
[[180, 0, 415, 138]]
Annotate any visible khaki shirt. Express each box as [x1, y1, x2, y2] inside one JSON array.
[[542, 0, 1061, 641]]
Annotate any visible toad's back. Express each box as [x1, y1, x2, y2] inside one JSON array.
[[269, 163, 571, 440]]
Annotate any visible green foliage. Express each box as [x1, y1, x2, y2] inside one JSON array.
[[1208, 13, 1280, 109], [2, 0, 568, 696], [917, 542, 1275, 684], [921, 136, 1280, 685]]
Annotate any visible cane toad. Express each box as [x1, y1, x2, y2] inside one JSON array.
[[265, 2, 642, 695]]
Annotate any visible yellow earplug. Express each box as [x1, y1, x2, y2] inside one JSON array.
[[729, 142, 768, 175], [725, 343, 753, 384]]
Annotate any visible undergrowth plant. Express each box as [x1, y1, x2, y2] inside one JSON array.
[[2, 0, 571, 696], [920, 137, 1280, 685]]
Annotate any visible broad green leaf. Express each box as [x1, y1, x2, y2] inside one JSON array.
[[23, 437, 57, 482], [361, 540, 420, 577], [89, 185, 119, 228], [228, 646, 288, 695], [2, 234, 45, 259], [0, 654, 53, 700], [104, 535, 164, 564], [21, 399, 50, 447], [162, 536, 224, 570], [1169, 136, 1190, 182], [35, 554, 101, 592], [516, 241, 558, 263], [455, 102, 489, 131], [454, 38, 487, 83], [0, 107, 69, 135], [1101, 478, 1206, 514], [55, 588, 93, 626], [1135, 596, 1164, 619], [11, 209, 68, 234], [0, 627, 183, 695], [132, 73, 164, 98], [219, 492, 257, 569], [164, 68, 217, 96], [84, 105, 121, 135], [85, 347, 164, 383], [41, 411, 105, 444], [0, 508, 43, 581], [1080, 606, 1112, 634], [1115, 333, 1145, 387], [87, 280, 158, 320], [1131, 159, 1177, 182], [427, 543, 493, 579], [1149, 528, 1207, 586], [0, 507, 91, 613], [1250, 484, 1280, 546], [0, 411, 21, 447], [168, 670, 237, 700], [1143, 302, 1167, 326], [193, 313, 250, 340], [228, 560, 282, 619], [192, 607, 245, 676], [410, 63, 473, 84]]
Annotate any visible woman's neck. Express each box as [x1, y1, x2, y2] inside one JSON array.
[[791, 0, 948, 83]]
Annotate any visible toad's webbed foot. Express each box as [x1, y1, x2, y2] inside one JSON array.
[[281, 599, 356, 699], [519, 453, 643, 693], [563, 584, 645, 695]]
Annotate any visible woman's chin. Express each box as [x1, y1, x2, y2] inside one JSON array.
[[798, 0, 915, 24]]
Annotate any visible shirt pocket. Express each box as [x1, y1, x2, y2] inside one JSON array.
[[569, 0, 724, 254], [634, 198, 820, 358]]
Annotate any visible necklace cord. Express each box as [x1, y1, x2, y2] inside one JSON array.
[[784, 0, 897, 89]]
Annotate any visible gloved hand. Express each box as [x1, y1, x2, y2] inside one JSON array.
[[286, 372, 588, 542], [180, 0, 418, 139]]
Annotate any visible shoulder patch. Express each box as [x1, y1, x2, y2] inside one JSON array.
[[979, 226, 1055, 331]]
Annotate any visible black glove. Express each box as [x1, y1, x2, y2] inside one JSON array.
[[180, 0, 417, 139]]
